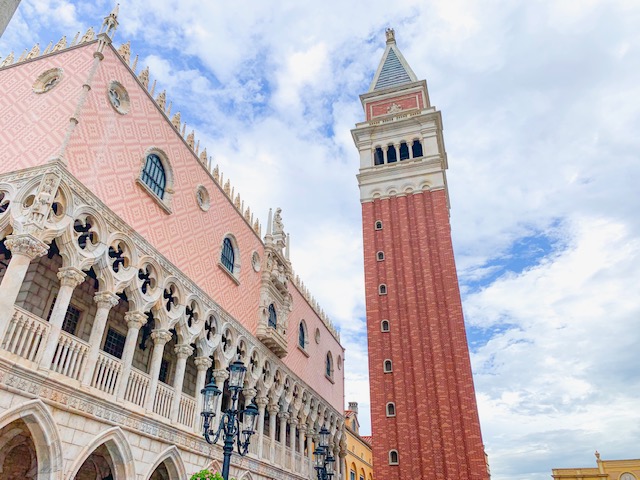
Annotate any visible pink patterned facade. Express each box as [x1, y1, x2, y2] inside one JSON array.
[[0, 18, 345, 480]]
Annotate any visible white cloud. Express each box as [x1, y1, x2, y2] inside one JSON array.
[[6, 0, 640, 477]]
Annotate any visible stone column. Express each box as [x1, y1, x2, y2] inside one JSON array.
[[339, 446, 347, 480], [170, 343, 193, 423], [268, 403, 279, 463], [290, 417, 298, 471], [38, 266, 86, 369], [81, 291, 119, 386], [255, 396, 268, 459], [116, 311, 146, 400], [298, 423, 307, 475], [279, 411, 289, 466], [211, 369, 229, 431], [307, 426, 314, 474], [144, 329, 172, 411], [193, 356, 213, 431], [0, 234, 48, 339]]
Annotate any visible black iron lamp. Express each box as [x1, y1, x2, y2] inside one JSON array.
[[200, 357, 258, 480], [313, 426, 335, 480]]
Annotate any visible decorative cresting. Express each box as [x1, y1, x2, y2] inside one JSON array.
[[256, 208, 293, 358]]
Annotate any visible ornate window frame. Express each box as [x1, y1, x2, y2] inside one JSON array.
[[136, 147, 174, 214], [218, 233, 241, 284]]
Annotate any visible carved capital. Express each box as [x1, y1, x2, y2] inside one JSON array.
[[255, 396, 269, 409], [298, 423, 307, 433], [194, 356, 213, 371], [267, 403, 280, 414], [94, 291, 119, 309], [5, 234, 48, 259], [150, 329, 172, 346], [174, 343, 193, 359], [124, 311, 147, 330], [242, 387, 257, 402], [212, 369, 229, 382], [289, 416, 298, 427], [57, 267, 86, 288], [279, 411, 290, 421]]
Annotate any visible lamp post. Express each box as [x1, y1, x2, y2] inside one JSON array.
[[201, 357, 259, 480], [313, 426, 335, 480]]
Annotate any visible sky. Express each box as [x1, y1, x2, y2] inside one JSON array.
[[2, 1, 640, 478]]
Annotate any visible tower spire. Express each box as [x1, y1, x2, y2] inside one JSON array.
[[368, 28, 418, 92]]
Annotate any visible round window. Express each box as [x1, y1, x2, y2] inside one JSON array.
[[107, 80, 130, 115], [196, 185, 210, 211], [33, 68, 63, 93]]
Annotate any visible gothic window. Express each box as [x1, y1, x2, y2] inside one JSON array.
[[221, 237, 235, 272], [389, 450, 399, 465], [383, 359, 392, 373], [387, 145, 397, 163], [379, 284, 387, 295], [374, 147, 384, 165], [268, 304, 277, 328], [350, 471, 356, 480], [386, 402, 396, 417], [326, 352, 334, 379], [141, 153, 166, 199], [412, 139, 423, 158], [298, 321, 307, 349], [374, 220, 383, 230], [103, 328, 126, 359], [377, 251, 384, 261], [399, 141, 410, 160], [381, 320, 390, 332]]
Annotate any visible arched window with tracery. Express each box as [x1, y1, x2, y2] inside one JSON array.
[[221, 237, 235, 273], [141, 153, 166, 199], [326, 352, 334, 379], [298, 321, 307, 349]]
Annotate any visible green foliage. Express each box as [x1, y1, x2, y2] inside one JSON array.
[[189, 469, 227, 480]]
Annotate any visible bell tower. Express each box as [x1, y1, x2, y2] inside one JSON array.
[[352, 29, 488, 479]]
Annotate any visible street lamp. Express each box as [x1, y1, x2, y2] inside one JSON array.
[[313, 426, 335, 480], [201, 357, 259, 480]]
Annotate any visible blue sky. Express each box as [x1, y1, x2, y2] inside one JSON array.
[[3, 1, 640, 479]]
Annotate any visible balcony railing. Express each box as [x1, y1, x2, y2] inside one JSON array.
[[2, 307, 49, 362], [50, 331, 89, 381], [124, 368, 150, 408], [177, 393, 196, 427], [153, 381, 174, 418], [91, 351, 122, 395]]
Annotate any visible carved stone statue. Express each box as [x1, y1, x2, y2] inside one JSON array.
[[273, 208, 284, 235]]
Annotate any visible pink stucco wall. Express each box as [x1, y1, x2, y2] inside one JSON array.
[[0, 40, 344, 409]]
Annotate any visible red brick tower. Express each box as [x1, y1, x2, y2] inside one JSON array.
[[352, 29, 489, 479]]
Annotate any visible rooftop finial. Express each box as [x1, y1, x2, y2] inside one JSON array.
[[385, 28, 396, 44], [101, 3, 120, 36]]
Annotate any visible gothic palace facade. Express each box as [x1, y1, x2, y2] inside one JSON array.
[[0, 9, 346, 480]]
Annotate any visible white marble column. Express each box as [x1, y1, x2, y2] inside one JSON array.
[[268, 403, 279, 463], [298, 424, 307, 475], [0, 234, 48, 339], [307, 426, 314, 474], [116, 311, 146, 400], [144, 329, 172, 411], [193, 356, 212, 431], [81, 291, 119, 386], [255, 396, 268, 459], [170, 343, 193, 423], [290, 417, 298, 471], [38, 266, 86, 369], [279, 411, 289, 466]]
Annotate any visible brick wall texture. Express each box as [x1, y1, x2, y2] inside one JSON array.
[[362, 189, 488, 480]]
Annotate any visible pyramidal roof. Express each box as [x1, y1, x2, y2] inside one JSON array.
[[368, 28, 418, 92]]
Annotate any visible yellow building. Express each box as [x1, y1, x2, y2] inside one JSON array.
[[553, 452, 640, 480], [345, 402, 374, 480]]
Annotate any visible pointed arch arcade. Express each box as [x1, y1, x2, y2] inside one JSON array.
[[66, 426, 135, 480], [144, 445, 187, 480]]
